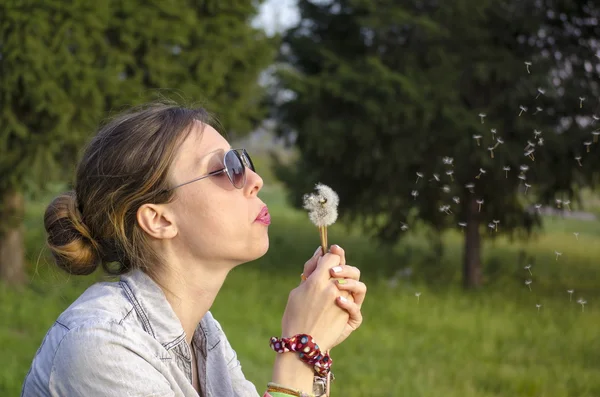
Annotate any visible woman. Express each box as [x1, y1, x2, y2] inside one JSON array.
[[21, 102, 367, 397]]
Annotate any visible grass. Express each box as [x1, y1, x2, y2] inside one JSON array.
[[2, 182, 600, 396]]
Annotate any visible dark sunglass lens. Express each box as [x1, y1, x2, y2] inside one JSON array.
[[225, 150, 245, 188], [241, 150, 255, 172]]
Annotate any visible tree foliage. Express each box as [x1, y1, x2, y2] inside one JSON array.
[[0, 0, 275, 198], [0, 0, 276, 282], [273, 0, 600, 284]]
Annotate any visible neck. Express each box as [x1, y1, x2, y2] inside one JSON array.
[[158, 263, 230, 345]]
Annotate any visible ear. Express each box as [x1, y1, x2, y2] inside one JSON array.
[[137, 203, 177, 240]]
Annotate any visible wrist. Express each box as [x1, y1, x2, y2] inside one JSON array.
[[271, 352, 314, 392]]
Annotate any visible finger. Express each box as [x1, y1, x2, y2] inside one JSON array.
[[328, 244, 346, 266], [336, 297, 363, 330], [335, 279, 366, 307], [301, 246, 323, 282], [329, 264, 361, 281], [309, 253, 341, 281]]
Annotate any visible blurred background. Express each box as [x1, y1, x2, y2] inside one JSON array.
[[1, 0, 600, 396]]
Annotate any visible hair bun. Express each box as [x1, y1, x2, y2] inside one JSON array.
[[44, 191, 101, 275]]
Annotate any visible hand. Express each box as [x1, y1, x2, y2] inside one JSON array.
[[281, 251, 350, 352], [301, 244, 366, 349]]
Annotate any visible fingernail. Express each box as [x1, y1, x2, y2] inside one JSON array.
[[339, 296, 348, 303], [331, 266, 342, 273], [332, 244, 340, 249], [337, 279, 347, 285], [313, 246, 321, 256]]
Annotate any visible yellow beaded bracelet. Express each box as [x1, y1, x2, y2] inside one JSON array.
[[266, 382, 316, 397]]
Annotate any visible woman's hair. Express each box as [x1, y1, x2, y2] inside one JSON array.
[[44, 101, 214, 278]]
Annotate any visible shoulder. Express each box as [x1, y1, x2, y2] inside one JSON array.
[[48, 321, 173, 395], [55, 280, 136, 330]]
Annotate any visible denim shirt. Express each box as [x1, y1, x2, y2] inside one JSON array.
[[21, 269, 260, 397]]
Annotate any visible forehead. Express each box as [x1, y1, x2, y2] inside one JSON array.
[[173, 120, 229, 170]]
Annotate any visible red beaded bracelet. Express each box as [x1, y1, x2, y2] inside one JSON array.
[[269, 334, 333, 377]]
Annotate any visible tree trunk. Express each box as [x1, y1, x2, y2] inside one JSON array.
[[0, 190, 26, 285], [463, 196, 482, 288]]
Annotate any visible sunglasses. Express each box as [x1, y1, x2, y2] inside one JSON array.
[[167, 148, 255, 191]]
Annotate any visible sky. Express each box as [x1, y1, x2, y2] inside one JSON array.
[[254, 0, 300, 36]]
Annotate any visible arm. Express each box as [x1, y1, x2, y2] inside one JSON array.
[[213, 317, 314, 396], [49, 322, 175, 397]]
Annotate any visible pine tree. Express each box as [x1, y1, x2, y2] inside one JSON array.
[[273, 0, 600, 288]]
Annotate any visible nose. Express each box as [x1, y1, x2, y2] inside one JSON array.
[[244, 168, 263, 197]]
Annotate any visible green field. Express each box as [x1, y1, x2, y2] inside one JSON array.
[[2, 182, 600, 397]]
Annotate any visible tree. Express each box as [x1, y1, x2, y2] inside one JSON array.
[[272, 0, 600, 288], [0, 0, 275, 284]]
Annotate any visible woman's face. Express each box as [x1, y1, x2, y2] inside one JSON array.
[[167, 121, 269, 269]]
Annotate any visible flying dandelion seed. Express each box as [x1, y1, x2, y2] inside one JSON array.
[[519, 105, 528, 116], [439, 205, 452, 215], [579, 97, 586, 108], [401, 223, 409, 231], [525, 140, 536, 151], [476, 199, 484, 212], [536, 87, 546, 99], [416, 172, 424, 184], [533, 130, 542, 138], [592, 115, 600, 124], [556, 199, 562, 208], [415, 292, 421, 303], [490, 128, 497, 141], [446, 170, 454, 181], [567, 289, 574, 301], [555, 251, 562, 260], [575, 155, 583, 167], [453, 196, 460, 204], [593, 131, 600, 143], [533, 106, 543, 115], [494, 137, 505, 149], [411, 190, 419, 200], [503, 166, 511, 178], [538, 137, 544, 146], [493, 220, 500, 231], [525, 149, 535, 161], [520, 165, 530, 173], [473, 134, 482, 146], [465, 183, 475, 193], [534, 203, 542, 214], [584, 141, 592, 153], [525, 279, 532, 291], [577, 298, 587, 312], [478, 113, 486, 124], [536, 304, 542, 313], [563, 200, 571, 211], [525, 264, 532, 275], [518, 174, 527, 183], [488, 146, 495, 158], [475, 168, 486, 179], [442, 185, 451, 193], [458, 222, 467, 232], [442, 157, 454, 166], [524, 183, 531, 194], [574, 232, 579, 240], [525, 61, 532, 73], [430, 173, 440, 182], [487, 222, 495, 232]]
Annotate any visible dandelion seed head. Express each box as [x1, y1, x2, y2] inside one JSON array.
[[302, 183, 339, 227]]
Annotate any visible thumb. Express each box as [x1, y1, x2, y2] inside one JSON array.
[[302, 246, 323, 279]]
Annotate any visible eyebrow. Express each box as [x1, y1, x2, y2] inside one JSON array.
[[193, 146, 232, 171]]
